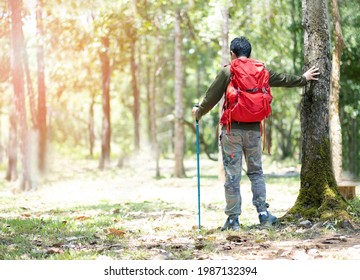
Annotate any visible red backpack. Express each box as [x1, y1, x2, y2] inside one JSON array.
[[220, 57, 273, 152]]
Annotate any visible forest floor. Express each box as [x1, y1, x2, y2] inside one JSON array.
[[1, 152, 360, 262]]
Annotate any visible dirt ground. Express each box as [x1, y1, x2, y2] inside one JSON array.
[[1, 155, 360, 261]]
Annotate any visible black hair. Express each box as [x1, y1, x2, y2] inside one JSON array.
[[230, 37, 252, 58]]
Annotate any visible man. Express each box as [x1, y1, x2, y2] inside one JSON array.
[[192, 37, 319, 230]]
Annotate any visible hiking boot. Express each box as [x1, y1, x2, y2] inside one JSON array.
[[221, 215, 240, 231], [259, 211, 278, 226]]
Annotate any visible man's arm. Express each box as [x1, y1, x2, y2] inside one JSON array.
[[269, 66, 319, 87], [194, 66, 231, 120]]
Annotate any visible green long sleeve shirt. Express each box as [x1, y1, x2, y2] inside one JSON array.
[[196, 64, 307, 128]]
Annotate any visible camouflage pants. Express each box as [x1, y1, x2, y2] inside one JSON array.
[[220, 128, 267, 217]]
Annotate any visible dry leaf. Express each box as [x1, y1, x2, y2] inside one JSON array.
[[205, 235, 217, 241], [105, 228, 126, 237], [226, 235, 247, 243], [195, 243, 205, 250], [33, 239, 43, 246], [21, 213, 32, 218], [322, 239, 341, 244], [46, 247, 64, 254], [75, 216, 90, 221]]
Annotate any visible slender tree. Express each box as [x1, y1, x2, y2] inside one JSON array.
[[98, 36, 111, 170], [5, 110, 17, 181], [150, 16, 161, 177], [286, 0, 350, 222], [329, 0, 344, 183], [174, 9, 185, 177], [36, 0, 47, 173], [130, 31, 140, 150], [88, 88, 96, 158]]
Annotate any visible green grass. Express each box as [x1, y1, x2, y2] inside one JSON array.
[[0, 200, 187, 260], [0, 157, 358, 260]]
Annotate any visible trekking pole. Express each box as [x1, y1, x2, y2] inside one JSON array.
[[194, 104, 201, 232]]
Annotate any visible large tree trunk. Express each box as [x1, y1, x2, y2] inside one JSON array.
[[10, 0, 32, 191], [36, 0, 47, 173], [173, 9, 185, 178], [98, 36, 111, 170], [329, 0, 344, 183], [286, 0, 349, 222]]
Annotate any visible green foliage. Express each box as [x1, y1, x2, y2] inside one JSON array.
[[339, 0, 360, 177], [0, 0, 359, 174]]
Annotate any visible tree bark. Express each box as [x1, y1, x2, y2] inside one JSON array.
[[145, 37, 152, 140], [36, 0, 47, 173], [151, 17, 161, 178], [130, 36, 140, 150], [5, 110, 18, 181], [286, 0, 350, 222], [23, 45, 37, 128], [89, 90, 95, 158], [174, 9, 185, 178], [98, 36, 111, 170], [329, 0, 344, 183], [10, 0, 32, 190]]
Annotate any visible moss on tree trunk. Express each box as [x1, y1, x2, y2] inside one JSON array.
[[285, 138, 350, 222]]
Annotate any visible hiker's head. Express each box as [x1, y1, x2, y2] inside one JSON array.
[[230, 37, 252, 58]]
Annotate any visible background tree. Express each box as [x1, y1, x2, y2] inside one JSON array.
[[174, 8, 185, 178], [9, 0, 33, 190], [36, 0, 47, 173], [150, 15, 161, 177], [98, 35, 111, 170], [329, 0, 344, 183]]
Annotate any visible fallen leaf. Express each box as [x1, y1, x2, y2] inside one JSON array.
[[105, 228, 126, 237], [32, 239, 43, 246], [223, 245, 232, 250], [226, 235, 247, 243], [170, 244, 184, 250], [205, 235, 217, 241], [21, 213, 32, 218], [46, 247, 64, 254], [192, 225, 204, 230], [196, 254, 210, 260], [113, 208, 121, 214], [322, 239, 341, 244], [74, 216, 90, 221], [51, 242, 64, 247], [195, 242, 205, 250]]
